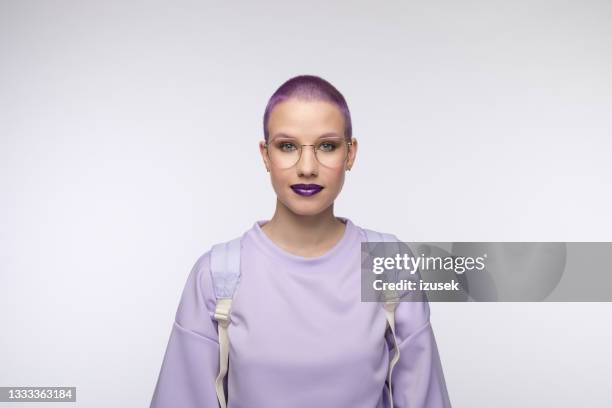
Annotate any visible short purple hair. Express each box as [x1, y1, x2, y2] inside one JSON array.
[[263, 75, 352, 142]]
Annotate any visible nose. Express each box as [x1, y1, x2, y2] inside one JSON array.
[[296, 145, 318, 176]]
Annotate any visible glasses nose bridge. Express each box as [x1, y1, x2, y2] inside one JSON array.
[[297, 143, 319, 167]]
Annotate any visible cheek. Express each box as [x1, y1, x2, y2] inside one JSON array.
[[269, 171, 289, 193], [326, 169, 345, 187]]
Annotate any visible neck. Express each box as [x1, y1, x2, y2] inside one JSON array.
[[261, 199, 346, 253]]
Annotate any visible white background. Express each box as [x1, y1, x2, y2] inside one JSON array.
[[2, 1, 611, 407]]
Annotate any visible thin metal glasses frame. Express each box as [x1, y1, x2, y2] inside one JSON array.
[[263, 140, 353, 169]]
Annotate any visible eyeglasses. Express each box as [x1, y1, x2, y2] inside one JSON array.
[[264, 139, 352, 169]]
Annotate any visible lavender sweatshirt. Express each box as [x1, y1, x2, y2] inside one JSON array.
[[150, 218, 451, 408]]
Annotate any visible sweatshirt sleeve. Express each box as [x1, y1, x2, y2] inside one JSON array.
[[150, 251, 220, 408], [389, 297, 452, 408]]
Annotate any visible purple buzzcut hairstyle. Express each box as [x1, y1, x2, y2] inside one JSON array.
[[263, 75, 352, 142]]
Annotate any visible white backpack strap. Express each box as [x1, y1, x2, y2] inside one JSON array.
[[363, 228, 401, 408], [210, 236, 242, 408]]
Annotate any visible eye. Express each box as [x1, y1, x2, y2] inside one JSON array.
[[318, 141, 338, 152], [278, 142, 297, 152]]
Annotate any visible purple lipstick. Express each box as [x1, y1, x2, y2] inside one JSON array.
[[290, 183, 324, 197]]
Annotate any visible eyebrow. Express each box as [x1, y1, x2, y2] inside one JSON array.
[[270, 132, 343, 142]]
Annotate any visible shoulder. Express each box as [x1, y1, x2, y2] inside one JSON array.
[[354, 222, 402, 243], [175, 250, 216, 324], [355, 225, 429, 324], [169, 249, 222, 341], [183, 232, 245, 306], [356, 223, 418, 258]]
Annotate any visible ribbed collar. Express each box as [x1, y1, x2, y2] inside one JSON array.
[[247, 216, 359, 266]]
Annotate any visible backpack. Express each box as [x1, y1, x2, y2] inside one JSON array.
[[209, 227, 403, 408]]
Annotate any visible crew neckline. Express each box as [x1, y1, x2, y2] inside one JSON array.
[[251, 216, 356, 264]]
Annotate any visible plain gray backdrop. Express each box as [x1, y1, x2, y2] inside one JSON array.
[[1, 0, 611, 407]]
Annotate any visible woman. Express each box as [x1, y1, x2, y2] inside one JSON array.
[[150, 75, 451, 408]]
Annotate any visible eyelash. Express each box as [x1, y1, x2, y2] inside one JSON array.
[[276, 142, 339, 152]]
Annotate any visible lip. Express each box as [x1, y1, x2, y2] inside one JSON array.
[[290, 184, 324, 197]]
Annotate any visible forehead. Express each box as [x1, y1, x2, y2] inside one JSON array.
[[268, 98, 345, 141]]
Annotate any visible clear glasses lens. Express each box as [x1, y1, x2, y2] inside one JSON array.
[[267, 140, 349, 169]]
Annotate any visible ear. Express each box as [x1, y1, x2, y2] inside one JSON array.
[[346, 137, 358, 170], [259, 140, 271, 172]]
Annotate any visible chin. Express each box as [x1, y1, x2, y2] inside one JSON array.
[[288, 204, 326, 217], [282, 198, 329, 217]]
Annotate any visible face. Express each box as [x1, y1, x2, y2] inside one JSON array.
[[259, 98, 358, 217]]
